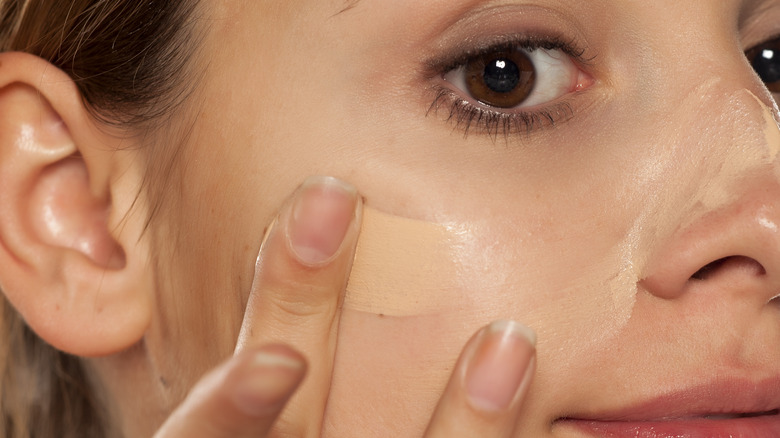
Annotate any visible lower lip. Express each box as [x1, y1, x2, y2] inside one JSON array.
[[562, 414, 780, 438]]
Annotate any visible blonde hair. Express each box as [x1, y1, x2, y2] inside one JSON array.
[[0, 1, 200, 436]]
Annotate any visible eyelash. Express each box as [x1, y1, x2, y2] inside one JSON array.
[[426, 35, 592, 140]]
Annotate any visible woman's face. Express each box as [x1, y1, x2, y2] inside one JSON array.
[[151, 0, 780, 435]]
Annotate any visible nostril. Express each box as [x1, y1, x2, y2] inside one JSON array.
[[690, 256, 766, 281], [690, 258, 727, 281]]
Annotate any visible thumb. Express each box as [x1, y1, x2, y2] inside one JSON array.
[[154, 344, 306, 438]]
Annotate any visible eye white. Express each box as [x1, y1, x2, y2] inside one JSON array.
[[443, 47, 579, 109]]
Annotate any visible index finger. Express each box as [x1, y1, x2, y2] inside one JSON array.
[[236, 176, 362, 436]]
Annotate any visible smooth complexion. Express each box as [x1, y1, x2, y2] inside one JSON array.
[[83, 1, 780, 436], [327, 86, 780, 436]]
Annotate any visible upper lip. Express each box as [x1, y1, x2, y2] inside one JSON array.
[[557, 376, 780, 422]]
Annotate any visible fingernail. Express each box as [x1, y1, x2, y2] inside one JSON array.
[[287, 176, 359, 266], [464, 320, 536, 413], [231, 348, 305, 417]]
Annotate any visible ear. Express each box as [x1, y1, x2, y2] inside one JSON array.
[[0, 52, 153, 357]]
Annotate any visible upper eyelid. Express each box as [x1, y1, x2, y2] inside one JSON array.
[[425, 85, 577, 140], [422, 33, 596, 81], [745, 33, 780, 51], [738, 0, 780, 44], [417, 2, 593, 65]]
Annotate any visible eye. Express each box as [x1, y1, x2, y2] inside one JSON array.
[[426, 36, 595, 138], [443, 46, 583, 109], [746, 36, 780, 92]]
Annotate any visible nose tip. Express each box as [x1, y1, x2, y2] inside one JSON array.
[[640, 194, 780, 305]]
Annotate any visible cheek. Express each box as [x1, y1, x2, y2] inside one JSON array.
[[329, 311, 470, 435], [326, 200, 643, 434]]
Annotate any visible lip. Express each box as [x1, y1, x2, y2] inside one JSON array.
[[555, 377, 780, 438], [563, 415, 780, 438]]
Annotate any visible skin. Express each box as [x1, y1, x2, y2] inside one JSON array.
[[142, 0, 780, 435], [3, 0, 780, 436]]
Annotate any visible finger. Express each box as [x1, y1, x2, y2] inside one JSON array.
[[235, 175, 362, 436], [425, 320, 537, 438], [154, 344, 306, 438]]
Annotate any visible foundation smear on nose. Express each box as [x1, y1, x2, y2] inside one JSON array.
[[629, 86, 780, 251], [626, 85, 780, 308]]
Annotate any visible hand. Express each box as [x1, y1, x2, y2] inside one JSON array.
[[154, 175, 362, 438], [154, 176, 537, 437]]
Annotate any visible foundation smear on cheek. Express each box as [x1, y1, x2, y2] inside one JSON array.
[[344, 207, 469, 316]]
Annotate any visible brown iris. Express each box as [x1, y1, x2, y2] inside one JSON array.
[[746, 37, 780, 92], [465, 49, 536, 108]]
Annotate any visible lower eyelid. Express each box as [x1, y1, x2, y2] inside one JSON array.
[[425, 84, 577, 140]]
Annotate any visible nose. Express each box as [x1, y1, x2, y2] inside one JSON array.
[[635, 17, 780, 305], [639, 75, 780, 306], [639, 30, 780, 307], [640, 183, 780, 306]]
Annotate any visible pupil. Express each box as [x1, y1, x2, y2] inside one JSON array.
[[751, 48, 780, 84], [483, 58, 520, 93]]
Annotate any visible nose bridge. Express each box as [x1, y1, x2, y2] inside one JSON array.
[[641, 78, 780, 233], [690, 83, 780, 209]]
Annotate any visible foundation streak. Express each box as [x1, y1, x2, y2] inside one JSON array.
[[344, 206, 467, 316]]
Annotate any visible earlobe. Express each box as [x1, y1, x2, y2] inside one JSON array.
[[0, 52, 153, 357]]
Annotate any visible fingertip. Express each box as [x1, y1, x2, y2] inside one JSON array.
[[233, 177, 363, 435], [463, 320, 536, 413], [239, 176, 362, 331], [424, 321, 537, 437], [285, 176, 361, 267]]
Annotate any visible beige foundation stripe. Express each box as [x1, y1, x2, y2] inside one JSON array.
[[344, 207, 463, 316]]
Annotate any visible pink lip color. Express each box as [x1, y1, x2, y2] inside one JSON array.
[[556, 377, 780, 438], [566, 414, 780, 438]]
